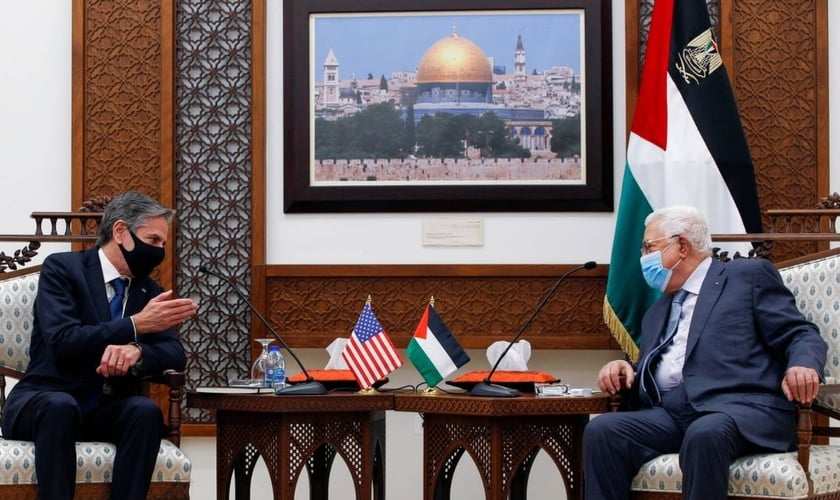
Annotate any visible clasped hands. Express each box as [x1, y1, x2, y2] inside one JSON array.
[[597, 360, 821, 404], [97, 343, 142, 377]]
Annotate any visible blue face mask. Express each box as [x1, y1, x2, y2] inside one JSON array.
[[639, 242, 681, 291]]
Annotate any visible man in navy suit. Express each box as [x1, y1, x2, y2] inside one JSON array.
[[1, 191, 198, 500], [584, 205, 826, 500]]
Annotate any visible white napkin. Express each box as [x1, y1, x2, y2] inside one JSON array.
[[486, 340, 531, 371], [325, 338, 349, 369]]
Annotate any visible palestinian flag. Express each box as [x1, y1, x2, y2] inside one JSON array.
[[604, 0, 762, 360], [407, 304, 470, 387]]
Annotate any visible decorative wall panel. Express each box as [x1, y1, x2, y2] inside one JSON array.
[[74, 0, 164, 201], [174, 0, 254, 423], [730, 0, 824, 259], [266, 266, 613, 350]]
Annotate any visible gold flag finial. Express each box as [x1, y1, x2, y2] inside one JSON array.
[[366, 294, 372, 305], [429, 296, 435, 307]]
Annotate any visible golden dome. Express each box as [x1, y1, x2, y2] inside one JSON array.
[[416, 34, 492, 83]]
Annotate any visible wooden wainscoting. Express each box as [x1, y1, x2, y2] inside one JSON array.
[[257, 264, 616, 350]]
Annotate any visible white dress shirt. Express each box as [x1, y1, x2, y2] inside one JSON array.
[[654, 256, 712, 392], [98, 248, 136, 337]]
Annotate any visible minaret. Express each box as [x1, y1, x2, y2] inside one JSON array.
[[323, 48, 339, 106], [514, 34, 526, 77]]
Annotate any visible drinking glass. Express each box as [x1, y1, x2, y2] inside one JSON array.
[[250, 338, 275, 386]]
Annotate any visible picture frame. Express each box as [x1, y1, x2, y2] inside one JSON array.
[[283, 0, 612, 213]]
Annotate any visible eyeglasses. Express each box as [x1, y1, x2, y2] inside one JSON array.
[[640, 235, 679, 255]]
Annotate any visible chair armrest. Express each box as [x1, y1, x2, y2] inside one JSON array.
[[818, 380, 840, 395], [163, 369, 186, 388], [808, 382, 840, 442], [607, 373, 644, 411], [143, 368, 187, 389], [814, 381, 840, 418]]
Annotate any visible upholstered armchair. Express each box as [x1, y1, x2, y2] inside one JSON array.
[[629, 250, 840, 499], [0, 266, 191, 499]]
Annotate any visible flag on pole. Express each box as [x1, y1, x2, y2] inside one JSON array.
[[604, 0, 762, 361], [342, 301, 403, 389], [407, 303, 470, 387]]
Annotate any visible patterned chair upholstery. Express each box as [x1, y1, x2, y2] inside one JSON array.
[[629, 250, 840, 499], [0, 266, 191, 499]]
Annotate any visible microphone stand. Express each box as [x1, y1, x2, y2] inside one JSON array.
[[200, 265, 327, 395], [469, 261, 596, 397]]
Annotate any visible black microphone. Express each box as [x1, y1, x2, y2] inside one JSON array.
[[469, 261, 597, 397], [199, 265, 327, 395]]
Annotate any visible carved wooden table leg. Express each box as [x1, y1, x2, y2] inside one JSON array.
[[188, 392, 391, 500], [394, 394, 608, 500]]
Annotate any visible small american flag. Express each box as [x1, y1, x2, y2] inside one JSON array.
[[342, 302, 402, 389]]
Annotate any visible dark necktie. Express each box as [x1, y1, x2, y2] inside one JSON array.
[[639, 289, 689, 406], [109, 278, 127, 320]]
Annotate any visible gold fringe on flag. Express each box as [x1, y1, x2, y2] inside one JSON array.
[[603, 295, 640, 362]]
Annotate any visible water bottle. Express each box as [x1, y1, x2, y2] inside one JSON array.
[[265, 345, 286, 389]]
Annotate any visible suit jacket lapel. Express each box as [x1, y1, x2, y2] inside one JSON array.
[[82, 247, 111, 322], [685, 259, 727, 359], [125, 278, 149, 316]]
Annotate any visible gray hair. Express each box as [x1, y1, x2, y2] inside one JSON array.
[[96, 191, 175, 246], [644, 206, 713, 256]]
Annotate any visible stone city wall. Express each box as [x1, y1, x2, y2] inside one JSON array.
[[314, 157, 581, 182]]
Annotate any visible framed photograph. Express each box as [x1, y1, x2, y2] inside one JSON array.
[[283, 0, 612, 213]]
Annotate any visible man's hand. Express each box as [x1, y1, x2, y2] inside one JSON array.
[[131, 290, 198, 334], [598, 359, 635, 395], [782, 366, 821, 404], [96, 343, 142, 377]]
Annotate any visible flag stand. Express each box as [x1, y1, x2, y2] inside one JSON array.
[[357, 387, 380, 395], [420, 387, 444, 396]]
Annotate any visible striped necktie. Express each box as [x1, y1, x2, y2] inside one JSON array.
[[639, 289, 689, 406]]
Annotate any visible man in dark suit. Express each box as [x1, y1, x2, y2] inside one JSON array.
[[584, 205, 826, 500], [1, 191, 198, 500]]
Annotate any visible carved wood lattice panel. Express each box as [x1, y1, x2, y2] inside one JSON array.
[[174, 0, 253, 423], [730, 0, 822, 258], [266, 272, 611, 350], [79, 0, 163, 200]]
